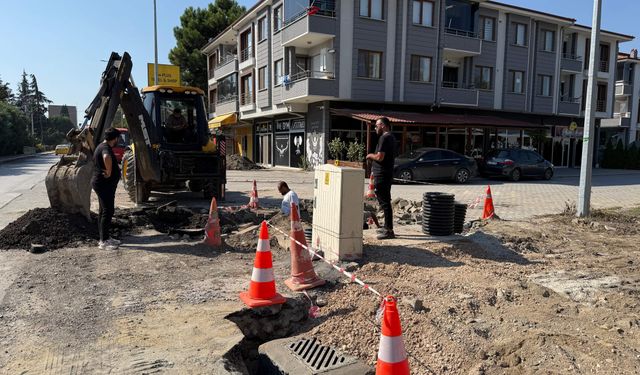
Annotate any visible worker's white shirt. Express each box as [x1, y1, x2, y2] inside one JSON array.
[[281, 190, 300, 216]]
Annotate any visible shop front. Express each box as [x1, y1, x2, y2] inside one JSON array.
[[254, 121, 272, 166], [208, 112, 254, 160], [274, 118, 306, 168]]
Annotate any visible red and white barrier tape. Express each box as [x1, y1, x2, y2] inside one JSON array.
[[467, 194, 485, 209], [265, 221, 382, 298]]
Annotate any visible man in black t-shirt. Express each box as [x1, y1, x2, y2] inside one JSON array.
[[91, 127, 122, 250], [366, 117, 396, 240]]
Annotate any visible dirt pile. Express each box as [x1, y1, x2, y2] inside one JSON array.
[[226, 154, 262, 170], [0, 208, 99, 250]]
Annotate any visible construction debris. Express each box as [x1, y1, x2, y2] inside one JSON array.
[[0, 208, 100, 250], [226, 154, 263, 170]]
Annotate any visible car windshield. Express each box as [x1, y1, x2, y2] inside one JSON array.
[[399, 149, 427, 159]]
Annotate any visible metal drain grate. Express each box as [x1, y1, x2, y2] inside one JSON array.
[[288, 337, 355, 372]]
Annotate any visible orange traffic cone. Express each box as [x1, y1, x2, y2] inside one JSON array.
[[376, 296, 410, 375], [204, 197, 222, 247], [248, 180, 259, 209], [284, 203, 325, 291], [365, 174, 376, 200], [239, 221, 286, 308], [482, 185, 495, 220]]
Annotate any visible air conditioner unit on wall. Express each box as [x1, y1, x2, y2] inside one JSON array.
[[312, 164, 365, 262]]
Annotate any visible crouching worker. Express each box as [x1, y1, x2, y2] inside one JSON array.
[[278, 181, 300, 217]]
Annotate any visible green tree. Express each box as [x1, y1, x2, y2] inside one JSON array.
[[29, 74, 52, 142], [60, 104, 70, 118], [0, 75, 12, 103], [169, 0, 245, 91], [14, 71, 31, 115], [43, 116, 74, 145], [0, 102, 32, 155]]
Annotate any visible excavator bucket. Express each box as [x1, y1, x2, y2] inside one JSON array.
[[45, 155, 94, 219]]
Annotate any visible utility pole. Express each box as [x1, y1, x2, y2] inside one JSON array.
[[577, 0, 602, 217], [153, 0, 159, 86]]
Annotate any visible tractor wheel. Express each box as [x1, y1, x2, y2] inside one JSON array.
[[122, 148, 150, 203]]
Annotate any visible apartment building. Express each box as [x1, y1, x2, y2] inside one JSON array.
[[202, 0, 633, 168], [601, 50, 640, 150]]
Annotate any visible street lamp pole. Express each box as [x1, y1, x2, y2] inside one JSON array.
[[577, 0, 602, 217], [153, 0, 159, 85]]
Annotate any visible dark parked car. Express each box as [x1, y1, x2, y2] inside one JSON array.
[[478, 149, 554, 181], [393, 148, 477, 184]]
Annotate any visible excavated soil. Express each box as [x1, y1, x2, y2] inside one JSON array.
[[304, 207, 640, 374], [226, 154, 263, 170], [0, 208, 100, 250]]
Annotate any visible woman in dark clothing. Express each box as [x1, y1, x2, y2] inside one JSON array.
[[92, 127, 122, 250]]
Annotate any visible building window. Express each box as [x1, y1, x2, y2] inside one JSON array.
[[542, 30, 554, 52], [480, 16, 495, 41], [240, 74, 254, 105], [274, 6, 283, 31], [410, 55, 431, 82], [599, 43, 610, 72], [412, 1, 433, 27], [514, 23, 527, 46], [240, 28, 253, 62], [217, 73, 237, 103], [511, 70, 524, 93], [357, 50, 382, 79], [597, 83, 607, 112], [538, 75, 552, 96], [258, 66, 267, 90], [360, 0, 384, 20], [274, 59, 283, 85], [258, 17, 267, 41], [474, 66, 493, 90]]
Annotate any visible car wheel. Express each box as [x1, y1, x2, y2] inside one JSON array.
[[510, 168, 521, 182], [399, 169, 413, 183], [543, 168, 553, 180], [454, 168, 470, 184]]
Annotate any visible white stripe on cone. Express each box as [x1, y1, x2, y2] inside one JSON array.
[[377, 335, 407, 364], [257, 239, 270, 252], [251, 267, 275, 283]]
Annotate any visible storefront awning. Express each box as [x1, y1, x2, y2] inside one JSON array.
[[330, 109, 543, 129], [208, 113, 237, 129]]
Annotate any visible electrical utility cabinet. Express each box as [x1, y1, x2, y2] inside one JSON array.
[[312, 164, 365, 262]]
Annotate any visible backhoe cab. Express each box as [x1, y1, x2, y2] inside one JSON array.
[[45, 52, 226, 218]]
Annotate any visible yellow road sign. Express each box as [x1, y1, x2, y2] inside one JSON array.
[[147, 63, 181, 86]]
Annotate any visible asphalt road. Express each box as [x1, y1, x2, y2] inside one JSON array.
[[0, 154, 58, 230], [2, 154, 640, 230]]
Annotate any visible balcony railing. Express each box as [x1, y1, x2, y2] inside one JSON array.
[[240, 48, 253, 63], [219, 54, 236, 67], [287, 70, 335, 83], [217, 95, 237, 104], [562, 53, 582, 61], [442, 81, 476, 89], [596, 100, 606, 112], [613, 111, 631, 118], [445, 28, 478, 39], [240, 91, 254, 106], [560, 95, 579, 103], [283, 0, 336, 27], [599, 60, 609, 72]]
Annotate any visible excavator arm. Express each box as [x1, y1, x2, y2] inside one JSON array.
[[45, 52, 159, 218]]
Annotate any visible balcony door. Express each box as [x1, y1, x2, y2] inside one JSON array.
[[443, 66, 459, 87]]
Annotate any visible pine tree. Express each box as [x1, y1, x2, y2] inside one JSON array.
[[14, 71, 31, 116], [0, 75, 12, 103], [169, 0, 245, 91], [29, 74, 52, 142]]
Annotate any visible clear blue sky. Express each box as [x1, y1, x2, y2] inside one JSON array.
[[0, 0, 637, 120]]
